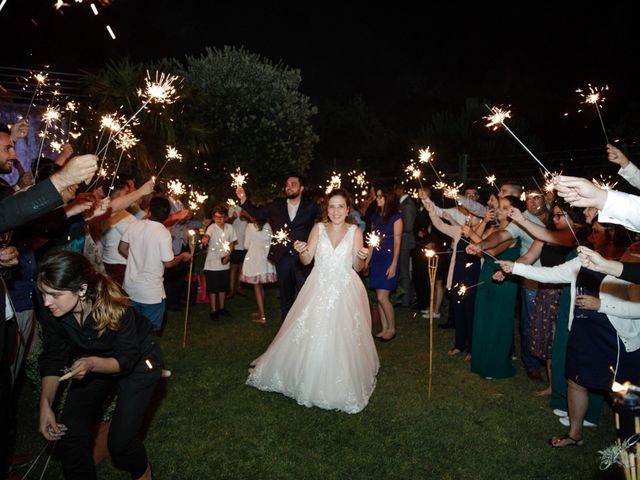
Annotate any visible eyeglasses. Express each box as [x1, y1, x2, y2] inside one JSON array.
[[552, 213, 564, 219]]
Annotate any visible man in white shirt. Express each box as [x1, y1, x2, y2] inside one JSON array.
[[119, 196, 191, 331]]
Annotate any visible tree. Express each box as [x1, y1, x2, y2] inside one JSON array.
[[181, 46, 318, 200]]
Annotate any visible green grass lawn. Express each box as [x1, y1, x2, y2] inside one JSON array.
[[14, 288, 625, 479]]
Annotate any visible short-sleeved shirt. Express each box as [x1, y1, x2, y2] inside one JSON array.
[[505, 211, 545, 258], [227, 205, 248, 251], [122, 219, 174, 304], [101, 212, 137, 265], [204, 223, 237, 272]]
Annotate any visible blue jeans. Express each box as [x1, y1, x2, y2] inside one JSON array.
[[520, 287, 544, 372], [132, 299, 166, 332]]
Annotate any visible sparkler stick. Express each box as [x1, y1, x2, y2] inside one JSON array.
[[183, 230, 197, 348], [425, 249, 439, 400], [25, 72, 48, 119], [577, 84, 609, 144], [156, 145, 182, 178], [484, 105, 552, 176], [457, 235, 498, 261], [456, 281, 485, 297], [106, 149, 125, 197]]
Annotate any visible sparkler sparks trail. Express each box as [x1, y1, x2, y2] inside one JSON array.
[[138, 71, 181, 105], [325, 172, 342, 194], [230, 168, 248, 188], [226, 198, 237, 207], [114, 128, 138, 151], [577, 84, 610, 143], [443, 182, 463, 199], [592, 175, 618, 190], [188, 190, 208, 211], [348, 170, 369, 203], [271, 226, 291, 246], [42, 106, 61, 126], [167, 179, 186, 196], [365, 231, 381, 250], [484, 105, 552, 176]]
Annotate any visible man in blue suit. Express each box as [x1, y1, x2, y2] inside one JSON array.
[[236, 175, 319, 320]]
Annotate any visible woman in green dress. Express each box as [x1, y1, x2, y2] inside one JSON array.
[[470, 196, 523, 379]]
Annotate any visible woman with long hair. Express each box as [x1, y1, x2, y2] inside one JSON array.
[[37, 251, 161, 479], [368, 186, 402, 341]]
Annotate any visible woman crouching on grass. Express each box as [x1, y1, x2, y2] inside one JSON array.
[[37, 251, 161, 479]]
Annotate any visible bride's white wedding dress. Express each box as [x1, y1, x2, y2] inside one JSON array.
[[246, 223, 379, 414]]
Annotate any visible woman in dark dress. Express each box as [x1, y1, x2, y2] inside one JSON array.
[[368, 186, 402, 341], [37, 252, 161, 479]]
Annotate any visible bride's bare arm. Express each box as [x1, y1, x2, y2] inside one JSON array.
[[294, 223, 319, 265], [351, 227, 368, 272]]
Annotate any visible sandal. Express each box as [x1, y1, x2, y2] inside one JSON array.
[[448, 348, 462, 356], [549, 433, 583, 448], [252, 317, 267, 324]]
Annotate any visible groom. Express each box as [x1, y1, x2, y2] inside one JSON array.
[[236, 175, 319, 320]]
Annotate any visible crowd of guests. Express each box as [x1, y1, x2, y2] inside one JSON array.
[[1, 110, 640, 478]]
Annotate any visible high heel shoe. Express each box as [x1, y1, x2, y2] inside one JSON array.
[[380, 334, 396, 342]]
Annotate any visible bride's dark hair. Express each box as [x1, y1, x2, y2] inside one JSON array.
[[322, 189, 355, 224]]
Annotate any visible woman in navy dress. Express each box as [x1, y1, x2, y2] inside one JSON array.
[[368, 186, 402, 341]]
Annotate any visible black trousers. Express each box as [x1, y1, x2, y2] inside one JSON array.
[[274, 254, 307, 320], [57, 346, 161, 480], [0, 320, 17, 478]]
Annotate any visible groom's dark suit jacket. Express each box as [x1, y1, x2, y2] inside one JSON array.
[[240, 197, 319, 264]]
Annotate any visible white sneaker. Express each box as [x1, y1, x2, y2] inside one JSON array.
[[422, 311, 440, 318], [161, 369, 172, 378], [558, 416, 597, 427], [552, 408, 568, 417]]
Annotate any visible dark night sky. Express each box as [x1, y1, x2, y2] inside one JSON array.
[[2, 1, 640, 153]]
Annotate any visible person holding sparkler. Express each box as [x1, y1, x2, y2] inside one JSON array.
[[467, 195, 524, 379], [36, 252, 161, 480], [467, 188, 548, 382], [607, 144, 640, 189], [368, 186, 402, 341], [235, 175, 320, 320], [201, 206, 237, 320], [497, 222, 637, 447], [247, 189, 379, 413], [118, 197, 192, 332]]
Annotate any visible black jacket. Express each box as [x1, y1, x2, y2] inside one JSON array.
[[241, 197, 319, 264]]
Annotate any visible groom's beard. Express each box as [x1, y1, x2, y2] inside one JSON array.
[[286, 192, 300, 200]]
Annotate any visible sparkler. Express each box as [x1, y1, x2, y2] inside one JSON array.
[[156, 145, 182, 178], [230, 167, 248, 188], [404, 161, 426, 191], [188, 189, 208, 211], [108, 129, 139, 196], [484, 105, 552, 176], [592, 175, 618, 191], [167, 179, 186, 197], [25, 72, 48, 118], [480, 163, 500, 193], [271, 226, 291, 246], [227, 198, 237, 207], [443, 182, 463, 199], [577, 84, 609, 143], [348, 170, 369, 204], [34, 106, 62, 180], [365, 231, 381, 250], [325, 172, 342, 194], [457, 236, 498, 261], [418, 147, 444, 183], [96, 71, 182, 158], [456, 281, 485, 297]]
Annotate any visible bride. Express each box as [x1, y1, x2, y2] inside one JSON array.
[[246, 189, 379, 414]]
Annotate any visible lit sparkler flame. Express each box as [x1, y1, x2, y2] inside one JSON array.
[[457, 284, 467, 296], [271, 226, 291, 246], [42, 106, 61, 126], [33, 72, 48, 85], [325, 172, 342, 194], [220, 240, 231, 254], [230, 168, 248, 188], [592, 175, 618, 191], [187, 190, 208, 210], [576, 84, 608, 106], [138, 71, 181, 105], [227, 198, 237, 207], [366, 231, 381, 249], [114, 129, 138, 151], [49, 141, 63, 153], [167, 179, 186, 196], [66, 101, 77, 112], [424, 249, 436, 258], [485, 174, 496, 186], [100, 113, 121, 132], [165, 145, 182, 161], [444, 182, 463, 199], [484, 107, 512, 130], [418, 147, 434, 164]]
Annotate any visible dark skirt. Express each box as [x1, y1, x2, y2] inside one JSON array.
[[566, 311, 640, 390]]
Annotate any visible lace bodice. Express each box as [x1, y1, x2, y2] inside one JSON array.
[[314, 223, 356, 273]]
